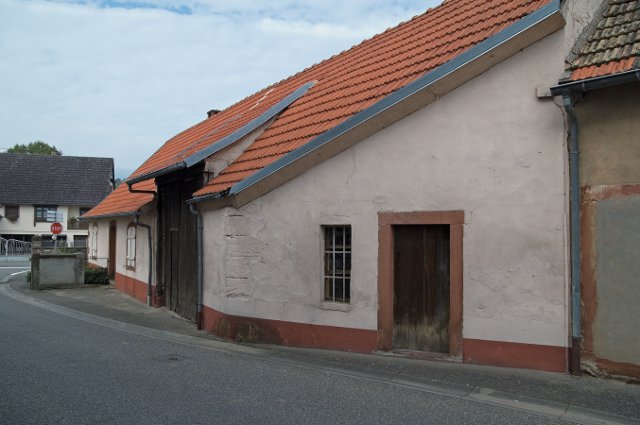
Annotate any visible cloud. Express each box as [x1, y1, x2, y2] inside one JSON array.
[[0, 0, 440, 177]]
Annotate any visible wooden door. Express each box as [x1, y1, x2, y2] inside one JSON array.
[[158, 169, 201, 322], [108, 221, 117, 279], [393, 225, 450, 352]]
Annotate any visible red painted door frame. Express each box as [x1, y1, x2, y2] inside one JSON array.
[[377, 211, 464, 358]]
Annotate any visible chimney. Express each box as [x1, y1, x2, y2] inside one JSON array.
[[207, 109, 220, 118]]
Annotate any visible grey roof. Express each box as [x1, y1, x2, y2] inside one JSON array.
[[569, 0, 640, 72], [0, 153, 114, 206]]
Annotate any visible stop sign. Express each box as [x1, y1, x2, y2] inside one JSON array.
[[51, 222, 63, 235]]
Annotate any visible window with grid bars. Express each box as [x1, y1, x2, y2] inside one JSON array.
[[323, 225, 351, 303], [126, 224, 136, 270]]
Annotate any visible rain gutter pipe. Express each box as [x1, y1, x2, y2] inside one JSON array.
[[564, 94, 581, 375], [189, 203, 204, 330], [126, 181, 157, 196], [549, 70, 640, 375], [134, 215, 153, 307]]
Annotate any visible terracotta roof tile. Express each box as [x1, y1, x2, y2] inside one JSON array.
[[83, 178, 154, 218], [196, 0, 552, 196], [90, 0, 554, 214], [568, 0, 640, 81]]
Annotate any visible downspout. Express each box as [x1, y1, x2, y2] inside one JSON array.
[[134, 216, 153, 307], [125, 179, 157, 307], [189, 203, 204, 330], [563, 94, 581, 375]]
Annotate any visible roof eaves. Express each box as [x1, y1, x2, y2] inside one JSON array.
[[550, 68, 640, 95], [223, 0, 562, 198], [78, 211, 139, 222], [126, 81, 315, 186]]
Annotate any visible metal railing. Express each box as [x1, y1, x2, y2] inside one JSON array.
[[0, 237, 32, 257], [39, 240, 88, 256], [66, 219, 89, 230]]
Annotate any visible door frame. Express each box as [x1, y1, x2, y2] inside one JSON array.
[[108, 220, 117, 279], [377, 211, 464, 357]]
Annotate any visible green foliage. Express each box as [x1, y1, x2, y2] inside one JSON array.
[[7, 140, 62, 155], [84, 267, 109, 285]]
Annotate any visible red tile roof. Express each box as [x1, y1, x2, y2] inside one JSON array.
[[567, 0, 640, 81], [83, 178, 154, 218], [86, 0, 554, 217]]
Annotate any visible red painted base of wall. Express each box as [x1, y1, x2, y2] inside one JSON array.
[[109, 282, 570, 373], [114, 273, 157, 305], [463, 338, 567, 373], [201, 305, 378, 353]]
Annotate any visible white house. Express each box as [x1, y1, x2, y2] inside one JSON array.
[[84, 0, 629, 375], [0, 153, 114, 249]]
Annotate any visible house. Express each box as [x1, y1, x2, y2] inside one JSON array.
[[0, 153, 114, 249], [550, 0, 640, 379], [84, 0, 611, 374]]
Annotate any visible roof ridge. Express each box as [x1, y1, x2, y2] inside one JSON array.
[[0, 152, 113, 161]]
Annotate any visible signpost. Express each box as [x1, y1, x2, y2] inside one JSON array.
[[51, 222, 63, 252], [51, 222, 63, 235]]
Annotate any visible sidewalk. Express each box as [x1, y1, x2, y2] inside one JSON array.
[[4, 276, 640, 424]]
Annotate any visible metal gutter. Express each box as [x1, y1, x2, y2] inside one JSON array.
[[126, 82, 315, 186], [550, 69, 640, 95], [187, 190, 227, 205], [134, 216, 154, 307], [562, 94, 582, 375], [127, 163, 186, 186], [550, 66, 640, 376], [78, 211, 140, 222], [223, 0, 562, 197]]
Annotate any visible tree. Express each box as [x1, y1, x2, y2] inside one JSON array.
[[7, 140, 62, 155]]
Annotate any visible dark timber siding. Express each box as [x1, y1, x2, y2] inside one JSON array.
[[157, 167, 203, 322]]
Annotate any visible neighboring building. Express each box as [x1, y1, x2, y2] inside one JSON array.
[[551, 0, 640, 379], [84, 0, 614, 375], [0, 153, 114, 247]]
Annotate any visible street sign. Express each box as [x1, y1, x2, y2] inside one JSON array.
[[51, 222, 63, 234]]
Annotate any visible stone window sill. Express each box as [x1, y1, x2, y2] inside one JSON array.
[[319, 301, 351, 312]]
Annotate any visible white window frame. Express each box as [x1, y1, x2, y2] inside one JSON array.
[[126, 224, 136, 270], [322, 225, 351, 303]]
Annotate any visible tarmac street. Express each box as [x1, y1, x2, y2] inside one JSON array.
[[0, 259, 30, 283], [0, 273, 639, 425]]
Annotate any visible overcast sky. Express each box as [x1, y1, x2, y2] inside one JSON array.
[[0, 0, 442, 177]]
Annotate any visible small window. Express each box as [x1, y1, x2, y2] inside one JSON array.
[[5, 205, 19, 221], [126, 224, 136, 270], [35, 205, 57, 223], [323, 225, 351, 303], [90, 224, 98, 259]]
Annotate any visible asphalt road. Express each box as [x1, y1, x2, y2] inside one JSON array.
[[0, 283, 574, 425], [0, 260, 30, 283]]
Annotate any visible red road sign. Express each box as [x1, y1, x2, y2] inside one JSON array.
[[51, 222, 63, 235]]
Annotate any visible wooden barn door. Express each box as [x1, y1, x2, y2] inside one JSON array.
[[393, 225, 450, 352], [108, 221, 117, 279], [158, 170, 201, 322]]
